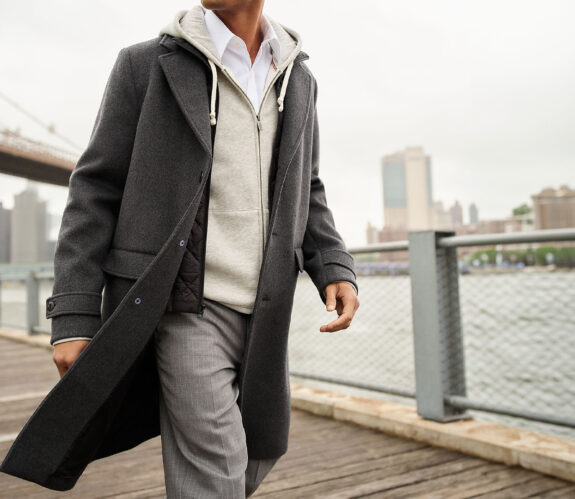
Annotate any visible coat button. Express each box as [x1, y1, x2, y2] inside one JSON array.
[[135, 297, 142, 305], [47, 300, 55, 311], [179, 239, 185, 246]]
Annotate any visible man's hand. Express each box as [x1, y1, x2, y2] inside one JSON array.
[[320, 281, 360, 333], [52, 340, 91, 378]]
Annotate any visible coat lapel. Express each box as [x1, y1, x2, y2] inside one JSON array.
[[270, 54, 313, 219], [158, 39, 212, 156], [158, 34, 313, 218]]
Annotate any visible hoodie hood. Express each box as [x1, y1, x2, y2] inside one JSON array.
[[159, 5, 303, 125]]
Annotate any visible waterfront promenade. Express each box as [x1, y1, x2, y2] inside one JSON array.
[[1, 335, 574, 498]]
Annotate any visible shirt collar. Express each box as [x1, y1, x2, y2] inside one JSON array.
[[203, 9, 281, 65]]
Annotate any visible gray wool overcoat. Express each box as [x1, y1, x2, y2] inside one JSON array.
[[0, 33, 358, 491]]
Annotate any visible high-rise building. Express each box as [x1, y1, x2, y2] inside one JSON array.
[[10, 182, 48, 263], [0, 201, 11, 263], [366, 221, 380, 245], [469, 203, 479, 225], [382, 146, 433, 230], [531, 185, 575, 230], [431, 200, 452, 229], [450, 200, 463, 227]]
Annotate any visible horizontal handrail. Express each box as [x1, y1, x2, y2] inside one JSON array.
[[346, 227, 575, 254], [439, 227, 575, 248]]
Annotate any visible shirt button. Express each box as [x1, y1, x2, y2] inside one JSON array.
[[179, 239, 185, 247], [135, 297, 142, 305]]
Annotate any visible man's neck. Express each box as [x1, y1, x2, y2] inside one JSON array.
[[212, 7, 264, 64]]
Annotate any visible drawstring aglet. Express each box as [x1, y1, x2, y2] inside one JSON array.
[[276, 59, 294, 113]]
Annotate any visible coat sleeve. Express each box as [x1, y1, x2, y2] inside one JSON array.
[[301, 77, 359, 304], [46, 47, 140, 346]]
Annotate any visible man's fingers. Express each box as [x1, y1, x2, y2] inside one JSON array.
[[320, 311, 353, 333], [320, 295, 356, 333], [325, 284, 337, 312], [55, 363, 68, 378]]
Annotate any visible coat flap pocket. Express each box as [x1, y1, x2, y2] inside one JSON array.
[[101, 247, 157, 280], [294, 247, 304, 272]]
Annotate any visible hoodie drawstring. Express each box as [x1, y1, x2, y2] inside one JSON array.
[[207, 57, 295, 125], [208, 59, 218, 125], [276, 59, 294, 113]]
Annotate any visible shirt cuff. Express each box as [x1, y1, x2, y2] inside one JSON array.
[[52, 337, 93, 345]]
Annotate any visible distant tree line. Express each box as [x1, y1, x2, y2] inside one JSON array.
[[466, 246, 575, 267]]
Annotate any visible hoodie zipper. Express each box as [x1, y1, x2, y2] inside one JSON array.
[[221, 65, 284, 257]]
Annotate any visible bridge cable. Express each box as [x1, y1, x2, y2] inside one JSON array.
[[0, 90, 82, 152]]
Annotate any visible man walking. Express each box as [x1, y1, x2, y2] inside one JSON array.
[[2, 0, 359, 497]]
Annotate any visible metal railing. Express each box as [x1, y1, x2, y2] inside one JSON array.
[[2, 228, 574, 439], [288, 228, 575, 440]]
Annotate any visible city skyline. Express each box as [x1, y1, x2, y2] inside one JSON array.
[[1, 0, 574, 247], [1, 174, 571, 266]]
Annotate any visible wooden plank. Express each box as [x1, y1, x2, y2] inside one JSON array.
[[537, 485, 575, 497], [365, 463, 536, 498], [1, 335, 574, 498], [256, 447, 466, 496], [256, 458, 489, 497], [472, 475, 575, 498]]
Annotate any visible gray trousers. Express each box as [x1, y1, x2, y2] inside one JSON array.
[[153, 297, 278, 498]]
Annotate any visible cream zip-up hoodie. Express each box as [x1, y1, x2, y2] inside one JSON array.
[[159, 5, 303, 314]]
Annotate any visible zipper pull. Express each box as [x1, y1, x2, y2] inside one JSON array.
[[257, 117, 263, 132]]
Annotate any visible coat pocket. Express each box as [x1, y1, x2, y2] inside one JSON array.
[[294, 247, 304, 273], [100, 247, 157, 280]]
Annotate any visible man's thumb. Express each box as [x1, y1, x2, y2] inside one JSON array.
[[325, 285, 336, 312]]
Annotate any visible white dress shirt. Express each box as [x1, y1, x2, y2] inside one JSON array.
[[203, 8, 280, 114]]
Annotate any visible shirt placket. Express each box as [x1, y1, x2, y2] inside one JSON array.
[[228, 37, 272, 113]]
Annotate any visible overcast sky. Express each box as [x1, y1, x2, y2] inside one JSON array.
[[1, 0, 574, 246]]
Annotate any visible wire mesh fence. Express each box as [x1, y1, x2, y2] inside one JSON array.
[[456, 246, 575, 439], [288, 234, 575, 440], [0, 278, 28, 330], [288, 253, 415, 398]]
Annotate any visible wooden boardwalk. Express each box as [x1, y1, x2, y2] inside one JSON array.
[[1, 337, 574, 498]]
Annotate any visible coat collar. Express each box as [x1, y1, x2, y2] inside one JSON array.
[[157, 34, 313, 226], [158, 33, 311, 158]]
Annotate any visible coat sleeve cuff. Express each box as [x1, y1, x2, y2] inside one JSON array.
[[49, 314, 102, 346], [46, 291, 102, 319], [320, 249, 356, 274]]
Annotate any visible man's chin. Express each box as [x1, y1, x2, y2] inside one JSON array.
[[200, 0, 246, 11]]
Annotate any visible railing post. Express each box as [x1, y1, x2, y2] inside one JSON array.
[[26, 271, 40, 335], [408, 230, 469, 422]]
